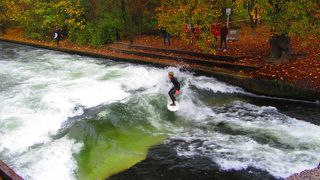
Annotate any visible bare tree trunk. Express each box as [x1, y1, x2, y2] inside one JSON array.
[[249, 14, 257, 35], [121, 0, 134, 44], [269, 34, 292, 63], [247, 0, 257, 35], [0, 23, 3, 35], [90, 0, 99, 23]]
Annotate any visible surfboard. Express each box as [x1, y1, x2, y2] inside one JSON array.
[[167, 101, 180, 112]]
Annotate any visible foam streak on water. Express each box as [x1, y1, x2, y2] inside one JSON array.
[[171, 99, 320, 178], [0, 42, 319, 179]]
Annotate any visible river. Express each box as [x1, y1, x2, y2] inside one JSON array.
[[0, 42, 319, 180]]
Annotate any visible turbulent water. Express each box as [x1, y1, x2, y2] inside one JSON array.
[[0, 42, 319, 180]]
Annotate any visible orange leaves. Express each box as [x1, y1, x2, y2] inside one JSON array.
[[254, 52, 320, 89], [229, 27, 320, 90]]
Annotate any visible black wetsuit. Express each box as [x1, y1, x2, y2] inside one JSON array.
[[169, 77, 180, 103]]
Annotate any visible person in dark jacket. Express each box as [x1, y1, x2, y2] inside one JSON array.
[[219, 23, 228, 51], [53, 30, 61, 46], [168, 72, 180, 106], [115, 29, 120, 41], [162, 30, 170, 46]]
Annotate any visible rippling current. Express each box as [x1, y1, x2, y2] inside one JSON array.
[[0, 42, 319, 180]]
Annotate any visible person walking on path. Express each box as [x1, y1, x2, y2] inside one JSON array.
[[162, 30, 170, 46], [53, 30, 61, 46], [219, 23, 228, 51]]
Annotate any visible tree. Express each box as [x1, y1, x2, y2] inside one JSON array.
[[0, 0, 7, 34], [1, 0, 159, 46], [0, 0, 22, 33], [244, 0, 261, 35], [257, 0, 320, 62], [120, 0, 158, 44], [157, 0, 226, 53], [74, 0, 158, 46], [3, 0, 85, 40], [39, 0, 85, 39]]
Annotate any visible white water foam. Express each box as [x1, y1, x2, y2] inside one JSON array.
[[189, 75, 244, 94], [170, 100, 320, 178], [0, 53, 129, 155], [2, 43, 319, 180], [13, 137, 83, 180], [0, 49, 130, 179]]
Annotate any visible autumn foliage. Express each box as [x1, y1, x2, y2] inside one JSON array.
[[251, 37, 320, 90], [1, 0, 320, 90]]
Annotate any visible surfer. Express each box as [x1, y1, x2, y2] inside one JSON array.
[[168, 72, 180, 106]]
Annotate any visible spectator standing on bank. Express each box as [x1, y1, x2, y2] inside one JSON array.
[[194, 24, 201, 40], [220, 23, 228, 51], [211, 22, 221, 48], [115, 29, 120, 41], [0, 23, 3, 35], [162, 30, 170, 46], [53, 30, 61, 46], [184, 24, 192, 45], [211, 23, 221, 42]]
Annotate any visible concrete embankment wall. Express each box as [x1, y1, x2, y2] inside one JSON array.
[[0, 161, 23, 180], [201, 71, 320, 103]]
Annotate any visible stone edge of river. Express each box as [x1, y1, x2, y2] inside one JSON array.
[[0, 160, 23, 180], [0, 38, 319, 103], [286, 166, 320, 180]]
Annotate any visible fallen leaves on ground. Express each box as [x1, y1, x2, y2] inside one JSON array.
[[131, 27, 320, 90]]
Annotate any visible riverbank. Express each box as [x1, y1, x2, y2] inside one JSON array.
[[1, 29, 320, 102], [0, 160, 23, 180], [287, 166, 320, 180]]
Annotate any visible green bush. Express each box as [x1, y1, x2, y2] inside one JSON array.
[[67, 28, 77, 43], [26, 32, 42, 40], [76, 23, 94, 45], [89, 14, 123, 47], [90, 28, 106, 47]]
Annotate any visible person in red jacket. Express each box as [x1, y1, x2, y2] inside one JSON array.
[[211, 23, 221, 48], [211, 23, 221, 42], [194, 24, 201, 39]]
